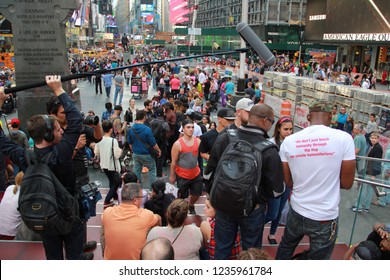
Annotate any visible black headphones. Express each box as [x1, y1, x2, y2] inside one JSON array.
[[42, 115, 54, 142]]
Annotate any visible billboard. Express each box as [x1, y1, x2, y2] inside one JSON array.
[[305, 0, 390, 43], [141, 4, 154, 12], [170, 0, 188, 24], [141, 12, 155, 24]]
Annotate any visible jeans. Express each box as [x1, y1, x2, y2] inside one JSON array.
[[152, 77, 156, 89], [379, 176, 390, 206], [41, 219, 84, 259], [133, 153, 157, 190], [354, 175, 378, 210], [265, 187, 291, 235], [155, 142, 167, 177], [95, 79, 102, 94], [114, 86, 123, 105], [105, 86, 111, 97], [276, 208, 338, 260], [103, 169, 117, 204], [214, 205, 265, 260]]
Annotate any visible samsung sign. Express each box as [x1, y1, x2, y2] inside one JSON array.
[[309, 14, 326, 21], [305, 0, 390, 43]]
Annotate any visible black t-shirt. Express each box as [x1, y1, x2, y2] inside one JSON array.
[[366, 230, 390, 260], [198, 122, 207, 134], [144, 193, 175, 226], [199, 128, 219, 155], [204, 80, 211, 93]]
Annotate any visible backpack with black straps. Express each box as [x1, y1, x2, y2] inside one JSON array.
[[18, 150, 78, 236], [152, 120, 166, 144], [210, 129, 276, 217]]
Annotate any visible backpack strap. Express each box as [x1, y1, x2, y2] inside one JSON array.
[[253, 140, 278, 153], [29, 147, 53, 166], [252, 140, 278, 202], [25, 149, 36, 166], [226, 128, 239, 144]]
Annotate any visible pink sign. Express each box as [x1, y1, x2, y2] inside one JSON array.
[[170, 0, 188, 24]]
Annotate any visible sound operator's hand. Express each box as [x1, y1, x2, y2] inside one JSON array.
[[45, 75, 65, 96]]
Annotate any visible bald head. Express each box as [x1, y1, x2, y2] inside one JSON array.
[[250, 104, 273, 118], [307, 111, 332, 126], [248, 104, 275, 132], [140, 238, 174, 260]]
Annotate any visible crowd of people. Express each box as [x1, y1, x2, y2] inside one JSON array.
[[0, 43, 389, 260]]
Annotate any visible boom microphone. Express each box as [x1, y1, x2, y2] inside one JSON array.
[[236, 22, 276, 67]]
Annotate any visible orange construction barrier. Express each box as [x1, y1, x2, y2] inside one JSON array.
[[260, 91, 265, 103], [280, 100, 292, 117]]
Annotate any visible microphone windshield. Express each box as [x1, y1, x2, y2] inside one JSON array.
[[236, 22, 276, 66]]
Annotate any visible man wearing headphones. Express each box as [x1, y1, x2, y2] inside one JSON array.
[[27, 75, 84, 259], [0, 76, 84, 259]]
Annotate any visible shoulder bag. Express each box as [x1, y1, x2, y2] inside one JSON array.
[[131, 128, 159, 159]]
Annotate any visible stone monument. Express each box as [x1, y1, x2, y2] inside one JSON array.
[[0, 0, 78, 128]]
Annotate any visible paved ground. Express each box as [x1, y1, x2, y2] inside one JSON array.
[[4, 75, 390, 247]]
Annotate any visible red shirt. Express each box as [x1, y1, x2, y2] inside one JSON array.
[[170, 78, 181, 90]]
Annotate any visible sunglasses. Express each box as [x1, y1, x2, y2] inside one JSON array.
[[252, 114, 275, 125]]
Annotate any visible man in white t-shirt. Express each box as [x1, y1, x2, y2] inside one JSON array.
[[276, 100, 356, 260], [198, 70, 207, 85]]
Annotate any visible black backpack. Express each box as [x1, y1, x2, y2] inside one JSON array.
[[152, 120, 166, 144], [1, 95, 14, 114], [18, 150, 78, 236], [210, 129, 276, 217]]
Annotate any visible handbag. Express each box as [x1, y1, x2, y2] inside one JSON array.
[[111, 138, 122, 174], [131, 128, 159, 159]]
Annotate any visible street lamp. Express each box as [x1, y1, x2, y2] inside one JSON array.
[[298, 28, 304, 65]]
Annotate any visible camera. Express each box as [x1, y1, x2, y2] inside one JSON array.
[[81, 181, 102, 198], [84, 115, 99, 125]]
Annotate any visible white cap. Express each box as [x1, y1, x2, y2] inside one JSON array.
[[235, 98, 254, 112]]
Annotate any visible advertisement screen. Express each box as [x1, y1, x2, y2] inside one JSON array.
[[141, 4, 154, 12], [305, 0, 327, 42], [170, 0, 188, 24], [141, 12, 155, 24], [305, 0, 390, 43], [0, 13, 12, 36]]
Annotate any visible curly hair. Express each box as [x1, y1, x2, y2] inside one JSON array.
[[238, 248, 272, 260]]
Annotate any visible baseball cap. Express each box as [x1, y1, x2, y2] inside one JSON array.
[[308, 99, 333, 113], [10, 118, 20, 127], [217, 108, 236, 120], [235, 98, 254, 112], [353, 240, 381, 260]]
